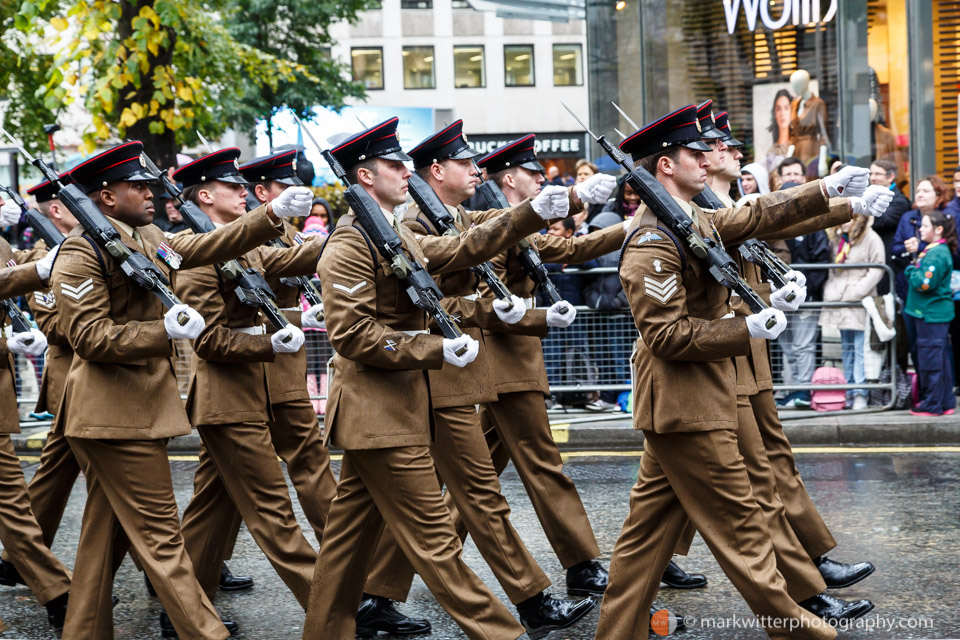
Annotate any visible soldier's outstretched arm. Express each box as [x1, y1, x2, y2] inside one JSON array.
[[440, 295, 549, 337], [710, 181, 831, 247], [258, 236, 324, 279], [169, 203, 283, 270], [534, 222, 626, 264]]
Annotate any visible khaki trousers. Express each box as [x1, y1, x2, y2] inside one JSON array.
[[595, 429, 836, 640], [751, 391, 838, 558], [63, 437, 227, 640], [180, 422, 316, 606], [363, 404, 551, 604], [0, 435, 71, 605], [481, 390, 600, 568], [303, 446, 525, 640]]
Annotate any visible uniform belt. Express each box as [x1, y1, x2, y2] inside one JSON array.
[[278, 306, 300, 312], [521, 297, 535, 309], [401, 329, 429, 336], [463, 292, 480, 301], [234, 324, 267, 335]]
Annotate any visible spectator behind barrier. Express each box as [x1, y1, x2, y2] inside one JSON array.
[[601, 175, 641, 220], [891, 175, 951, 311], [738, 162, 770, 199], [777, 181, 831, 409], [820, 215, 885, 410], [868, 159, 913, 295], [575, 159, 606, 222]]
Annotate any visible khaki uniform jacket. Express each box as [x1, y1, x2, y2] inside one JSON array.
[[51, 206, 283, 440], [264, 221, 311, 404], [179, 237, 323, 426], [319, 199, 547, 451], [468, 203, 627, 394], [402, 202, 549, 408], [622, 181, 831, 434]]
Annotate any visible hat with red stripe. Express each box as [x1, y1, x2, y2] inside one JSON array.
[[173, 148, 247, 188], [619, 105, 711, 162], [27, 171, 74, 204], [475, 134, 543, 175], [696, 99, 725, 140], [327, 117, 412, 172], [408, 120, 481, 170], [714, 111, 743, 148], [69, 141, 157, 193], [239, 149, 303, 186]]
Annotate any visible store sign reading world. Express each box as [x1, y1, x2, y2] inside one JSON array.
[[722, 0, 837, 34]]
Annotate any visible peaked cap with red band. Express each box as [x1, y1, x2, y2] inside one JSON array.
[[714, 111, 743, 148], [696, 99, 724, 140], [173, 148, 247, 188], [408, 119, 481, 170], [475, 134, 543, 175], [328, 117, 411, 172], [69, 141, 156, 194], [27, 171, 74, 204], [239, 149, 303, 186], [619, 105, 711, 162]]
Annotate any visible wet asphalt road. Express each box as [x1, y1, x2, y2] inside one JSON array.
[[2, 448, 959, 639]]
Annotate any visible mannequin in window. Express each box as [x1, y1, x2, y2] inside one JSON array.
[[789, 69, 831, 174], [871, 98, 897, 162]]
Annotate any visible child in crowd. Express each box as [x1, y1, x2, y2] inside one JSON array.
[[905, 210, 958, 416]]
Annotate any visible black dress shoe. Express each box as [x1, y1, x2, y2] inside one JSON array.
[[799, 593, 874, 622], [661, 560, 707, 589], [566, 559, 608, 597], [650, 606, 687, 632], [219, 562, 254, 591], [815, 555, 876, 589], [517, 592, 596, 640], [160, 611, 238, 638], [0, 559, 26, 587], [45, 592, 68, 636], [356, 594, 432, 637]]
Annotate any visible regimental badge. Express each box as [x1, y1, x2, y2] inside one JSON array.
[[292, 155, 298, 172], [139, 155, 147, 167], [5, 259, 16, 268], [33, 290, 56, 309], [384, 339, 398, 352], [157, 241, 182, 270], [653, 259, 662, 273], [695, 118, 702, 133], [233, 158, 240, 169], [643, 274, 678, 305], [294, 232, 306, 245], [461, 132, 469, 144], [636, 231, 663, 245]]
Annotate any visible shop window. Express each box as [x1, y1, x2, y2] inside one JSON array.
[[504, 45, 535, 87], [454, 46, 485, 88], [351, 47, 383, 90], [553, 44, 583, 86], [403, 46, 436, 89], [452, 0, 471, 7], [401, 0, 432, 7]]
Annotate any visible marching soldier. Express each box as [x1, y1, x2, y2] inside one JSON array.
[[594, 104, 870, 639], [51, 141, 302, 639], [0, 197, 70, 634], [360, 120, 601, 638], [171, 148, 323, 631], [302, 117, 572, 639]]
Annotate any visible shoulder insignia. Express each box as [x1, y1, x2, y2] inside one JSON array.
[[60, 278, 94, 301], [331, 280, 368, 296], [33, 290, 56, 309], [643, 274, 678, 305], [157, 242, 182, 270], [6, 259, 16, 267], [384, 338, 398, 352], [636, 231, 664, 245]]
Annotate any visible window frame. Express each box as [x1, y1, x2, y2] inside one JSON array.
[[503, 44, 536, 88], [350, 46, 384, 91], [453, 44, 486, 89], [402, 45, 437, 90]]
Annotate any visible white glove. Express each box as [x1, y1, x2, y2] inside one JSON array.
[[822, 166, 870, 198], [851, 185, 894, 218], [770, 281, 806, 312], [6, 328, 47, 356], [546, 300, 577, 328], [270, 186, 314, 218], [301, 303, 325, 329], [575, 173, 617, 205], [271, 324, 306, 353], [745, 307, 788, 340], [493, 295, 526, 324], [530, 185, 570, 220], [442, 334, 479, 368], [1, 199, 21, 227], [35, 244, 60, 281], [783, 269, 806, 288], [164, 304, 205, 340]]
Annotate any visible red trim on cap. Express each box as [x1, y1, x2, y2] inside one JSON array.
[[26, 171, 71, 195], [332, 118, 399, 152], [69, 141, 143, 173], [480, 134, 536, 161], [239, 150, 296, 170], [620, 105, 696, 148], [176, 148, 241, 172]]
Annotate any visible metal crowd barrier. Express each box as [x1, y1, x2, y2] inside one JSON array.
[[12, 262, 899, 419]]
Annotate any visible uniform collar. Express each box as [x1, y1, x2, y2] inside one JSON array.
[[671, 195, 696, 223], [444, 203, 462, 225], [105, 215, 143, 249]]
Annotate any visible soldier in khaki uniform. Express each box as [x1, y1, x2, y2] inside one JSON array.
[[594, 105, 874, 639], [169, 149, 322, 630], [360, 121, 605, 638], [0, 198, 70, 634], [303, 118, 574, 639], [51, 141, 301, 639]]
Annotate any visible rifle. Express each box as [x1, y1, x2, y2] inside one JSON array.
[[136, 152, 294, 339], [562, 103, 776, 328], [271, 237, 324, 309], [0, 128, 190, 325], [472, 175, 569, 313], [406, 173, 514, 308], [693, 185, 794, 302], [318, 149, 468, 355], [0, 183, 66, 247]]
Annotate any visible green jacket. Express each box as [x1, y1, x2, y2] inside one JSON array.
[[904, 242, 955, 323]]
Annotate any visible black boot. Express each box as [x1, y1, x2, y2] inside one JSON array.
[[517, 591, 596, 640], [565, 559, 608, 597], [356, 594, 431, 637], [219, 562, 254, 591], [160, 611, 238, 638], [815, 555, 876, 589], [650, 606, 687, 633], [799, 593, 874, 622], [45, 592, 68, 637], [0, 559, 26, 587], [661, 559, 707, 589]]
